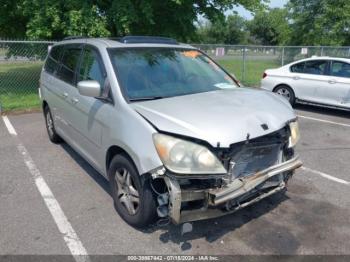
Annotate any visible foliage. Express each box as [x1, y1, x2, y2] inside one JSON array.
[[288, 0, 350, 46], [197, 14, 249, 44], [247, 8, 290, 45], [22, 0, 110, 39], [0, 0, 266, 41], [0, 0, 28, 39]]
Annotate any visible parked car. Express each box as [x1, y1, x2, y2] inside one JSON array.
[[261, 56, 350, 108], [40, 36, 302, 227]]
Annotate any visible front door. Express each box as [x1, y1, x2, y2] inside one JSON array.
[[67, 45, 111, 170], [314, 60, 350, 107], [289, 60, 329, 103]]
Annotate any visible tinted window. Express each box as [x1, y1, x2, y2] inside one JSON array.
[[56, 46, 82, 84], [304, 60, 327, 75], [330, 61, 350, 78], [290, 60, 327, 75], [290, 62, 305, 73], [44, 45, 63, 74], [78, 47, 105, 89]]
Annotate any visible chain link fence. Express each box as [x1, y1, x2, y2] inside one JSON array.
[[0, 40, 55, 111], [193, 44, 350, 86], [1, 40, 350, 111]]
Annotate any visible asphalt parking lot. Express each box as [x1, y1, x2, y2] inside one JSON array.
[[1, 104, 350, 257]]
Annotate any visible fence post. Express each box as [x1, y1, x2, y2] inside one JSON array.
[[242, 46, 246, 83], [321, 46, 324, 56], [281, 47, 285, 66]]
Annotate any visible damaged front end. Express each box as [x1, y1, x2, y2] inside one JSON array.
[[151, 125, 302, 224]]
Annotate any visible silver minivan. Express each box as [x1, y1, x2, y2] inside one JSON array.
[[40, 36, 302, 227]]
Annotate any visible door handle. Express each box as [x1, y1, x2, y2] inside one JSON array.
[[293, 76, 300, 80], [71, 98, 79, 104], [328, 79, 337, 84], [62, 92, 68, 98]]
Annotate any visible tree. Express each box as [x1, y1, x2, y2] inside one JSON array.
[[288, 0, 350, 46], [22, 0, 110, 39], [0, 0, 266, 41], [197, 14, 248, 44], [0, 0, 28, 39], [247, 8, 290, 45]]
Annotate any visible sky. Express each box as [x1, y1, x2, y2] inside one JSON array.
[[231, 0, 288, 20]]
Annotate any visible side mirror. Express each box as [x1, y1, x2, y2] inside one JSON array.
[[77, 80, 101, 98]]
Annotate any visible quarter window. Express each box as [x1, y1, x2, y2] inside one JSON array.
[[44, 45, 63, 74], [56, 46, 82, 85], [290, 62, 305, 73], [78, 47, 105, 89], [330, 61, 350, 78]]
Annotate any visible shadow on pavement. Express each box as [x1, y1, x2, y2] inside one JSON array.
[[58, 140, 289, 251], [57, 141, 350, 254], [294, 103, 350, 119], [60, 143, 111, 197], [144, 190, 289, 251]]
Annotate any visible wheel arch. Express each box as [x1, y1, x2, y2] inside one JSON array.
[[273, 83, 297, 106], [273, 83, 292, 92], [105, 145, 139, 175], [273, 83, 297, 98]]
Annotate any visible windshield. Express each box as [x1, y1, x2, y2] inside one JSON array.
[[108, 48, 238, 101]]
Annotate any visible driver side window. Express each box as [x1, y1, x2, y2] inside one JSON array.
[[330, 61, 350, 78], [78, 47, 105, 89]]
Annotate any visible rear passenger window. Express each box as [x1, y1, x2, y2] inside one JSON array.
[[78, 47, 105, 88], [56, 47, 82, 85], [304, 60, 327, 75], [290, 60, 327, 75], [330, 61, 350, 78], [44, 45, 63, 74]]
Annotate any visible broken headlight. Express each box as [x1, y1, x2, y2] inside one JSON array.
[[153, 133, 226, 174], [288, 121, 300, 148]]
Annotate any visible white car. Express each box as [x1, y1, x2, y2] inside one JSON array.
[[261, 57, 350, 108]]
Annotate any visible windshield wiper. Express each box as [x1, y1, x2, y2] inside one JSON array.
[[129, 96, 165, 102]]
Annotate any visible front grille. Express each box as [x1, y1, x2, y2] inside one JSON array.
[[230, 142, 282, 179], [216, 127, 289, 179]]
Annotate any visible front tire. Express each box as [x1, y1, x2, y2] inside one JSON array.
[[108, 154, 157, 228], [44, 105, 62, 143], [274, 85, 295, 106]]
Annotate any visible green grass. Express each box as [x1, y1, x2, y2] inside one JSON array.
[[0, 58, 280, 112], [0, 62, 43, 112], [214, 58, 280, 87]]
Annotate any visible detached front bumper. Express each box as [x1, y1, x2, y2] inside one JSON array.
[[162, 155, 302, 224]]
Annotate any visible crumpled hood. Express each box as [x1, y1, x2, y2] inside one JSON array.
[[131, 88, 296, 147]]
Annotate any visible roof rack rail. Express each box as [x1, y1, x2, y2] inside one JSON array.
[[63, 36, 88, 40], [116, 36, 178, 45]]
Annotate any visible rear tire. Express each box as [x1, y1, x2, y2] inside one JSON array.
[[108, 154, 157, 228], [274, 85, 295, 106], [44, 105, 62, 143]]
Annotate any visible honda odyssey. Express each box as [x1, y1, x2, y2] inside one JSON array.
[[40, 36, 302, 227]]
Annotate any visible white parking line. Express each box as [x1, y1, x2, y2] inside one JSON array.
[[301, 166, 350, 185], [2, 115, 89, 262], [298, 114, 350, 128]]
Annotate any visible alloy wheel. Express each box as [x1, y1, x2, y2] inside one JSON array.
[[46, 112, 54, 137], [276, 88, 291, 100], [114, 168, 140, 215]]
